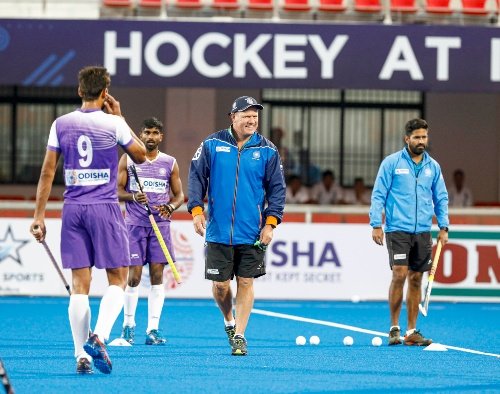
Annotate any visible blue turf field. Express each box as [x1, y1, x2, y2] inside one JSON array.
[[1, 297, 499, 393]]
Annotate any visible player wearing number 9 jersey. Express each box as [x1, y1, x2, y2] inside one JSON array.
[[30, 66, 146, 375]]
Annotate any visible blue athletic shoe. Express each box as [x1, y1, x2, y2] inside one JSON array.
[[145, 329, 167, 345], [83, 334, 112, 374], [121, 325, 135, 345]]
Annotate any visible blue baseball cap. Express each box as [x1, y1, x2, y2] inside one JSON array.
[[229, 96, 264, 115]]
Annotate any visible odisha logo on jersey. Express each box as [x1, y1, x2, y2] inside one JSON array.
[[77, 172, 109, 180], [143, 180, 167, 188]]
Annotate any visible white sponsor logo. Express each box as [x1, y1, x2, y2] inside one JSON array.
[[131, 253, 140, 259], [252, 151, 260, 160], [207, 268, 219, 274], [159, 168, 167, 176], [424, 168, 432, 177], [192, 144, 202, 161], [395, 169, 409, 175], [394, 253, 406, 260], [216, 146, 231, 153], [65, 169, 110, 186], [130, 178, 167, 193]]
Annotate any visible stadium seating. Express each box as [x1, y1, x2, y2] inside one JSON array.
[[139, 0, 162, 5], [461, 0, 489, 14], [101, 0, 134, 17], [279, 0, 313, 19], [171, 0, 204, 8], [211, 0, 241, 9], [247, 0, 274, 10], [390, 0, 417, 13], [245, 0, 275, 18], [103, 0, 133, 5], [282, 0, 312, 11], [425, 0, 454, 14], [137, 0, 163, 16], [354, 0, 382, 12], [317, 0, 346, 12]]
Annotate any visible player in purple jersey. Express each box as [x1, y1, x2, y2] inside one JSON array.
[[30, 66, 146, 375], [117, 117, 184, 346]]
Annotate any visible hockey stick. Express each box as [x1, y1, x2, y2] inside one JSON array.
[[0, 357, 15, 394], [33, 226, 71, 295], [129, 165, 182, 284], [33, 226, 92, 337], [419, 240, 443, 317]]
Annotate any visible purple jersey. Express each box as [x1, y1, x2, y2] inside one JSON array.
[[47, 108, 133, 203], [125, 152, 176, 227]]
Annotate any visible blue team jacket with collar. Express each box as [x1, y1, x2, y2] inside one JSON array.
[[188, 128, 286, 245], [369, 147, 449, 233]]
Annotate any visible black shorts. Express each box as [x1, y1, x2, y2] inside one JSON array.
[[385, 231, 432, 272], [205, 242, 266, 281]]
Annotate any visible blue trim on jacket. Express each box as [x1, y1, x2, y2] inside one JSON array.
[[188, 128, 286, 245], [369, 147, 449, 233]]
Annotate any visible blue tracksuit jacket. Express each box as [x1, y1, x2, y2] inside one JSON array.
[[188, 128, 286, 245], [369, 147, 449, 233]]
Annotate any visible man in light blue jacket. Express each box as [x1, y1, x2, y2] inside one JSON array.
[[188, 96, 286, 356], [370, 118, 449, 347]]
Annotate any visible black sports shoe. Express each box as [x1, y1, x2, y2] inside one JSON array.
[[225, 325, 236, 344], [388, 327, 403, 346], [83, 334, 112, 374], [231, 335, 248, 356], [404, 329, 432, 346], [76, 357, 93, 374]]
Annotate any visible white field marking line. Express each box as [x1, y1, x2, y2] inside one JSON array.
[[252, 308, 388, 337], [252, 308, 500, 358]]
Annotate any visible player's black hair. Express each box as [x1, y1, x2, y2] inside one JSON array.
[[141, 117, 164, 133], [405, 118, 428, 136], [78, 66, 110, 101]]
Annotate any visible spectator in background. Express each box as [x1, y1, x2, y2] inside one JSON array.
[[343, 177, 371, 205], [448, 169, 473, 207], [286, 175, 310, 203], [310, 170, 343, 205]]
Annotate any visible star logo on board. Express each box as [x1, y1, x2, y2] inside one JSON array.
[[0, 225, 29, 265]]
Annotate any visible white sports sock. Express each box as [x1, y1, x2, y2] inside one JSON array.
[[94, 285, 125, 343], [224, 319, 236, 327], [406, 328, 416, 336], [124, 285, 139, 327], [146, 284, 165, 333], [68, 294, 92, 360]]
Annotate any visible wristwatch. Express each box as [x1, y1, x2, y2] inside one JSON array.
[[440, 227, 449, 232]]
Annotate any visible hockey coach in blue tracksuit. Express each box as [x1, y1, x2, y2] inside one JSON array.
[[188, 96, 286, 356], [370, 118, 449, 348]]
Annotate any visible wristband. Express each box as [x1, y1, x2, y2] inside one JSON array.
[[191, 206, 203, 218], [265, 216, 278, 228]]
